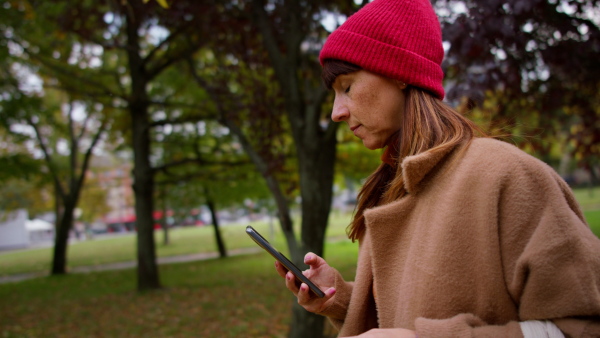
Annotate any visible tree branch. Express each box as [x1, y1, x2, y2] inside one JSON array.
[[43, 83, 127, 104], [144, 22, 193, 65], [27, 117, 66, 200], [250, 0, 286, 79], [67, 103, 78, 190], [146, 40, 202, 80], [75, 117, 109, 198], [14, 39, 126, 100]]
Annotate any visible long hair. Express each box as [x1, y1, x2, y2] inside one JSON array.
[[322, 59, 486, 242]]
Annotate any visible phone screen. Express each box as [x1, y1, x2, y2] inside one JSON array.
[[245, 225, 325, 298]]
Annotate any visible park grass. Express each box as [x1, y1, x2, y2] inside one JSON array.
[[0, 213, 353, 277], [570, 186, 600, 235], [0, 240, 359, 338], [572, 186, 600, 211], [585, 210, 600, 233]]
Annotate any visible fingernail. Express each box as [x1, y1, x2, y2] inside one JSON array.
[[329, 289, 336, 296], [286, 273, 291, 280], [305, 255, 312, 263]]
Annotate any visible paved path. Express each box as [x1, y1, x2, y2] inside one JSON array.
[[0, 247, 262, 284]]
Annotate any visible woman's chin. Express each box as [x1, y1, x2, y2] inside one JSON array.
[[362, 140, 384, 150]]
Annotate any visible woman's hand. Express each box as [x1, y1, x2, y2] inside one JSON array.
[[274, 252, 337, 313]]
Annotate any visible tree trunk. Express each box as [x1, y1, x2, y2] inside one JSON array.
[[271, 49, 337, 338], [131, 101, 161, 291], [125, 9, 161, 292], [290, 302, 327, 338], [51, 184, 67, 274], [206, 198, 227, 258], [298, 135, 337, 256], [288, 118, 337, 338], [51, 199, 75, 275], [51, 180, 85, 275], [248, 2, 340, 336]]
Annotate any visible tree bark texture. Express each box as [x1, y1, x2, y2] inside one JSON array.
[[131, 100, 161, 291], [51, 197, 75, 275], [290, 302, 327, 338], [125, 5, 161, 291], [207, 198, 227, 258]]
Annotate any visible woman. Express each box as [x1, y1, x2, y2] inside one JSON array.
[[275, 0, 600, 337]]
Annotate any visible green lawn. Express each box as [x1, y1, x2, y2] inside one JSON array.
[[585, 210, 600, 234], [572, 186, 600, 236], [572, 186, 600, 211], [0, 239, 358, 338], [0, 213, 353, 277]]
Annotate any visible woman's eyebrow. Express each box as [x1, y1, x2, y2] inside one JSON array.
[[334, 73, 351, 85], [331, 76, 343, 89]]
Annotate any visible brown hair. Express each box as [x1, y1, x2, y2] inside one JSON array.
[[322, 60, 486, 242], [322, 60, 362, 90]]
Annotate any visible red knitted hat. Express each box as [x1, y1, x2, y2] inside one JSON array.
[[319, 0, 445, 99]]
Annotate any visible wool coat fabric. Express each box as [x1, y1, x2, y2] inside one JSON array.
[[318, 138, 600, 337]]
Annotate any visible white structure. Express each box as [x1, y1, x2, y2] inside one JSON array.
[[25, 218, 55, 243], [0, 209, 29, 250], [0, 210, 56, 250]]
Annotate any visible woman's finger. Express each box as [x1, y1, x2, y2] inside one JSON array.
[[274, 261, 288, 278], [304, 252, 324, 267], [298, 286, 337, 313], [297, 282, 312, 304], [285, 271, 300, 295]]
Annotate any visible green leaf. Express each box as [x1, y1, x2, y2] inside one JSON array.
[[156, 0, 169, 8]]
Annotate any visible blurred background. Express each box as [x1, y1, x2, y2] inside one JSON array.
[[0, 0, 599, 337]]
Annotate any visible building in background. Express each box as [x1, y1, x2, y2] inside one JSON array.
[[0, 209, 55, 250]]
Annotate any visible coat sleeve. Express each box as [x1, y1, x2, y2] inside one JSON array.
[[316, 268, 354, 330], [417, 155, 600, 337], [498, 158, 600, 336]]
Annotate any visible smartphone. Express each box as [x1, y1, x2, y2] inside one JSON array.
[[245, 225, 325, 298]]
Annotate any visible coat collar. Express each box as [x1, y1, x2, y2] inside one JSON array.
[[400, 142, 462, 194]]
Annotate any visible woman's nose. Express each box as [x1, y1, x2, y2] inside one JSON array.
[[331, 97, 349, 122]]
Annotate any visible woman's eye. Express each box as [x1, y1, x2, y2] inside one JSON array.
[[344, 85, 351, 93]]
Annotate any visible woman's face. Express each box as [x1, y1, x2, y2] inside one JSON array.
[[331, 70, 406, 150]]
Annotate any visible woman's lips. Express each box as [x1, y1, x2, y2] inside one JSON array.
[[350, 125, 361, 136]]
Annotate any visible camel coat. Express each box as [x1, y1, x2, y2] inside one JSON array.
[[319, 138, 600, 337]]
